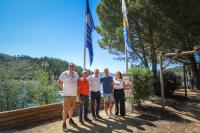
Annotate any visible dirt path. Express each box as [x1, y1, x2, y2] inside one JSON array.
[[6, 89, 200, 133], [13, 108, 200, 133]]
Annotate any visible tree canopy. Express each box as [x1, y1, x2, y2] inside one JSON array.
[[96, 0, 200, 89], [0, 53, 92, 111]]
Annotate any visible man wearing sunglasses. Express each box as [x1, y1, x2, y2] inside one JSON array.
[[57, 63, 79, 132]]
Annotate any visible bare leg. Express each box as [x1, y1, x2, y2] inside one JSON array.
[[63, 107, 67, 122], [68, 96, 76, 120], [68, 107, 73, 119], [63, 97, 68, 122], [104, 102, 109, 115], [109, 103, 113, 114]]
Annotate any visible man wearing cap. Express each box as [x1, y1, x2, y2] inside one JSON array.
[[57, 63, 79, 132], [88, 69, 102, 120], [78, 70, 92, 125]]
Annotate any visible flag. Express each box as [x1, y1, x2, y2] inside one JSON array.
[[85, 0, 95, 66], [123, 27, 133, 52], [122, 0, 133, 52], [122, 0, 129, 28]]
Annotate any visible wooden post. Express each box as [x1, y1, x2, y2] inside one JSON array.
[[159, 53, 165, 110], [183, 63, 187, 98]]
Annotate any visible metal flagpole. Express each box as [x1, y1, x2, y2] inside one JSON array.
[[83, 42, 86, 69], [83, 0, 86, 70]]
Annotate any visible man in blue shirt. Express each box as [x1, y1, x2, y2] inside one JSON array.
[[101, 68, 115, 118]]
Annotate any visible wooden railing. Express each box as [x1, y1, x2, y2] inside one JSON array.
[[0, 99, 104, 131]]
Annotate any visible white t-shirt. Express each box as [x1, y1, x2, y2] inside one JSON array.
[[114, 79, 124, 89], [88, 75, 101, 92], [59, 70, 79, 96]]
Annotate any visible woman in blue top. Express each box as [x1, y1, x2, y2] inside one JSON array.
[[100, 68, 115, 118]]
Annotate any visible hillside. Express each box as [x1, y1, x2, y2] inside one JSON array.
[[0, 53, 91, 112], [0, 53, 91, 81]]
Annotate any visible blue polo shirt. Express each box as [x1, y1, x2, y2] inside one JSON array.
[[101, 76, 113, 94]]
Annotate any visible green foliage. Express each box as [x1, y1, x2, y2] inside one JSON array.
[[96, 0, 170, 65], [0, 79, 40, 111], [167, 66, 183, 76], [0, 53, 92, 112], [96, 0, 200, 90], [0, 53, 90, 80], [34, 70, 49, 86], [128, 66, 153, 106], [33, 70, 59, 105], [156, 71, 181, 97], [151, 0, 200, 50]]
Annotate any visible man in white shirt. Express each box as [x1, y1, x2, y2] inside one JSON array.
[[57, 63, 79, 132], [88, 69, 102, 120]]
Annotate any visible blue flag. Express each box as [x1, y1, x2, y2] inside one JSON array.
[[85, 0, 95, 66], [123, 27, 133, 52]]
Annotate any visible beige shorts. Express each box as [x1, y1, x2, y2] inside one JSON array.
[[63, 96, 76, 109]]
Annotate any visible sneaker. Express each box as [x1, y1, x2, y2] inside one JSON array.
[[84, 117, 92, 122], [115, 112, 119, 116], [79, 120, 85, 125], [62, 122, 67, 132], [69, 119, 77, 126], [109, 112, 113, 117], [96, 115, 102, 119], [105, 115, 111, 119]]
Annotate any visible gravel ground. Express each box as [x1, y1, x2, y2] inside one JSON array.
[[4, 89, 200, 133]]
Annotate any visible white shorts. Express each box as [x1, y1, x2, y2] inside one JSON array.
[[104, 93, 115, 103]]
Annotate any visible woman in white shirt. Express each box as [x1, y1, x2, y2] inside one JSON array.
[[113, 71, 126, 116]]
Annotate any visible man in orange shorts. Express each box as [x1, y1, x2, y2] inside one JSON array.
[[57, 63, 79, 132]]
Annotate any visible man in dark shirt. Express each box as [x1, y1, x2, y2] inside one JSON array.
[[101, 68, 115, 118]]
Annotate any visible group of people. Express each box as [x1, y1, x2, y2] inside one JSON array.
[[57, 63, 126, 132]]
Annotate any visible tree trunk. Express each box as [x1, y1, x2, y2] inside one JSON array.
[[151, 50, 157, 90], [148, 24, 157, 91], [138, 31, 149, 68]]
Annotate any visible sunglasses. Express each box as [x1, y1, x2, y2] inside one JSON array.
[[69, 66, 74, 67]]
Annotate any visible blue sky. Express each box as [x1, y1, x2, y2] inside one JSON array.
[[0, 0, 127, 73]]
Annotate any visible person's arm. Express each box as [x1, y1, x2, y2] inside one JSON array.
[[77, 79, 81, 102], [57, 80, 63, 88], [111, 77, 115, 90], [88, 76, 92, 90], [123, 80, 125, 89], [100, 77, 103, 84], [58, 72, 65, 89]]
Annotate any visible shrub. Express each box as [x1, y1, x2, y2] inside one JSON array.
[[128, 67, 153, 106], [156, 71, 180, 97]]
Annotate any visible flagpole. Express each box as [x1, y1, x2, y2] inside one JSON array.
[[122, 0, 129, 74], [83, 42, 86, 69], [83, 0, 86, 70]]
